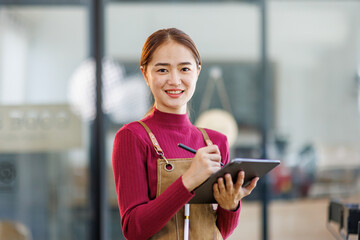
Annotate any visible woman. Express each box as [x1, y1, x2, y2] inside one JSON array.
[[112, 28, 258, 240]]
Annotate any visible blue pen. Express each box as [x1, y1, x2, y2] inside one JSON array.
[[178, 143, 224, 166]]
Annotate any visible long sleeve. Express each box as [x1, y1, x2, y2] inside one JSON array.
[[112, 128, 194, 240], [216, 205, 241, 239]]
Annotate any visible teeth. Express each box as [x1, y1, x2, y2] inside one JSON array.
[[166, 90, 183, 94]]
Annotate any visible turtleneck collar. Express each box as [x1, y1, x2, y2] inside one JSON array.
[[144, 108, 192, 128]]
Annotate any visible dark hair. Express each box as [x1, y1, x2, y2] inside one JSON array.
[[140, 28, 201, 72]]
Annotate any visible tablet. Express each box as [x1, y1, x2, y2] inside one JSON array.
[[189, 158, 280, 204]]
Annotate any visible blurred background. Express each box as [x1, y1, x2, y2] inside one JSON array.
[[0, 0, 360, 239]]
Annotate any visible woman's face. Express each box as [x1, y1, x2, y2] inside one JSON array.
[[141, 40, 201, 114]]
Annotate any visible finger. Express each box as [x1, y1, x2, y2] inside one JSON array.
[[195, 150, 220, 166], [205, 153, 221, 167], [245, 177, 259, 192], [211, 144, 220, 154], [207, 152, 221, 161], [243, 178, 259, 198], [213, 183, 220, 198], [211, 163, 221, 170], [203, 144, 220, 154], [209, 165, 221, 175], [217, 177, 226, 194], [235, 171, 245, 191], [224, 173, 233, 192]]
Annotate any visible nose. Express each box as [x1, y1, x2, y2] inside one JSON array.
[[167, 71, 181, 86]]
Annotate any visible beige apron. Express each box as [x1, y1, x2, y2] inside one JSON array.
[[138, 121, 223, 240]]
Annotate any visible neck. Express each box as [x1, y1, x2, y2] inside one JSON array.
[[155, 104, 187, 115]]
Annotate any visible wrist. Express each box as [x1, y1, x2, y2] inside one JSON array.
[[221, 201, 240, 211], [229, 201, 240, 212], [181, 174, 195, 192]]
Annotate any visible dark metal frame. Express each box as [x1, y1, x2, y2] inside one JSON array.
[[0, 0, 85, 5], [89, 0, 107, 239], [0, 0, 255, 5], [258, 1, 271, 239]]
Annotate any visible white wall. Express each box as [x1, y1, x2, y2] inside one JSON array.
[[105, 2, 259, 61], [0, 10, 28, 104], [1, 7, 88, 104], [268, 2, 360, 153]]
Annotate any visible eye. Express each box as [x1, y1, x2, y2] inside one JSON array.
[[181, 67, 190, 72], [157, 68, 168, 73]]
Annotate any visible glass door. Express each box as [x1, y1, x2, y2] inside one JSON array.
[[0, 6, 91, 240]]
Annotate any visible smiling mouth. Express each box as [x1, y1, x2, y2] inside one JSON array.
[[165, 90, 184, 94]]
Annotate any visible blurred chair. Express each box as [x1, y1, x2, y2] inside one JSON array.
[[0, 221, 32, 240]]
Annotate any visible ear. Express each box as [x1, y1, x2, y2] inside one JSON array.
[[140, 66, 149, 86], [197, 65, 202, 77]]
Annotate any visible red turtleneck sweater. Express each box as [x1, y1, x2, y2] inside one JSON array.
[[112, 109, 241, 239]]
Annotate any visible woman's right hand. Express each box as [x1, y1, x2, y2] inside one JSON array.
[[182, 145, 222, 192]]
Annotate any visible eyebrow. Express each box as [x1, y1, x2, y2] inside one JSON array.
[[154, 62, 193, 67]]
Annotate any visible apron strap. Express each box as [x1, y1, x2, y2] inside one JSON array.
[[197, 127, 213, 146], [137, 121, 165, 156]]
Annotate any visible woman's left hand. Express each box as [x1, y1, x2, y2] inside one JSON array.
[[213, 171, 259, 211]]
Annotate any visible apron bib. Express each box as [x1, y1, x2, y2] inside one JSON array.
[[138, 121, 223, 240]]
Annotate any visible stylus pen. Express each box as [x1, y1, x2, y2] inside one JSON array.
[[184, 204, 190, 240], [178, 143, 224, 166]]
